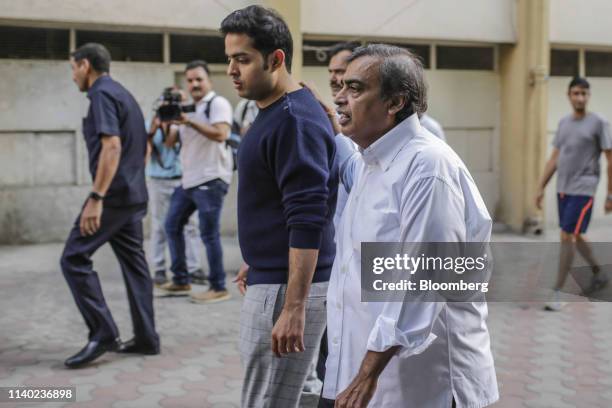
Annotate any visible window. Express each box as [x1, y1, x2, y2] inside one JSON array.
[[303, 40, 430, 68], [387, 43, 430, 69], [436, 46, 494, 70], [170, 34, 226, 64], [0, 26, 69, 60], [76, 30, 163, 62], [586, 51, 612, 77], [550, 49, 579, 77]]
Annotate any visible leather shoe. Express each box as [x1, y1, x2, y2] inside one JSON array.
[[64, 338, 121, 368], [117, 338, 160, 355]]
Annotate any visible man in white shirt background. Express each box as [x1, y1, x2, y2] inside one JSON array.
[[158, 60, 234, 304], [321, 44, 498, 408], [420, 113, 447, 142]]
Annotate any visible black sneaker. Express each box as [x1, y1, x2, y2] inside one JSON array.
[[189, 269, 208, 285], [153, 270, 168, 287]]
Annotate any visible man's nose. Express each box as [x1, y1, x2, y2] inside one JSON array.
[[334, 87, 347, 105], [227, 60, 237, 76]]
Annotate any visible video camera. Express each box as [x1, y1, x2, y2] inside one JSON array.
[[156, 88, 196, 122]]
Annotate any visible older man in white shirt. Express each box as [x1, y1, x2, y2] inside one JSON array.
[[320, 44, 499, 408]]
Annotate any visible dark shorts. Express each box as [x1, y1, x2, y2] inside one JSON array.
[[557, 193, 594, 235]]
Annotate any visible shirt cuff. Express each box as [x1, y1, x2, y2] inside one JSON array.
[[289, 227, 322, 249], [97, 126, 120, 138], [366, 315, 437, 358]]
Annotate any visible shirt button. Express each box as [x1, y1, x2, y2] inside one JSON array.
[[333, 337, 339, 345], [341, 266, 347, 274], [336, 302, 341, 310]]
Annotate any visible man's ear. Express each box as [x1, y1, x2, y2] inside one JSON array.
[[387, 94, 407, 117], [269, 49, 286, 72], [79, 58, 92, 74]]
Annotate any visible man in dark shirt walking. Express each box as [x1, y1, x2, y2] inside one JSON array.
[[222, 6, 338, 407], [61, 43, 159, 368]]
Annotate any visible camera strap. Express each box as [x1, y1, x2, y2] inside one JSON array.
[[204, 95, 217, 119]]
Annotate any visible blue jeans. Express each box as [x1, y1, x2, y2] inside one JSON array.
[[165, 179, 228, 290]]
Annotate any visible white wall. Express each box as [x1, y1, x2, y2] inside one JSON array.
[[545, 77, 612, 229], [550, 0, 612, 46], [301, 0, 516, 43], [0, 0, 257, 32]]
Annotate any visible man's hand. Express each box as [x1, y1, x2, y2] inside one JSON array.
[[271, 304, 305, 357], [150, 116, 161, 133], [233, 263, 249, 295], [335, 372, 378, 408], [80, 198, 103, 236], [605, 198, 612, 214], [171, 112, 189, 126], [535, 189, 545, 210], [335, 347, 399, 407]]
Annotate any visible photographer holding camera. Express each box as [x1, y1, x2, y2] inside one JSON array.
[[157, 60, 234, 304], [146, 87, 204, 287]]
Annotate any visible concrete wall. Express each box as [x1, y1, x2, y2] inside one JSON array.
[[550, 0, 612, 46], [1, 0, 516, 42], [0, 57, 501, 243], [0, 0, 258, 32], [301, 0, 516, 43], [0, 60, 240, 244]]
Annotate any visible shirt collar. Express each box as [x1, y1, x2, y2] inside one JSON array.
[[87, 75, 112, 98], [196, 91, 216, 105], [360, 113, 421, 170]]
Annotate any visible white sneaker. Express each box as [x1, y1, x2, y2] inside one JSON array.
[[544, 289, 565, 311]]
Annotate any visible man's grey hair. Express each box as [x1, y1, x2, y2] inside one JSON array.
[[347, 44, 427, 122]]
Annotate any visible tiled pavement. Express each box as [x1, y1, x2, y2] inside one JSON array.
[[1, 229, 612, 407]]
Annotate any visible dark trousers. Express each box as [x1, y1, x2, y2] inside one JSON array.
[[60, 203, 158, 346], [165, 179, 228, 290]]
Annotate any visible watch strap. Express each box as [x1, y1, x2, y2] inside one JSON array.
[[89, 191, 105, 201]]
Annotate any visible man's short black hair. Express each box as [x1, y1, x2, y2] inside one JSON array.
[[328, 41, 360, 60], [185, 60, 210, 75], [71, 43, 111, 73], [220, 5, 293, 73], [569, 76, 590, 90]]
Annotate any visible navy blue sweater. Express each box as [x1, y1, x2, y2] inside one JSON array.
[[237, 88, 338, 285]]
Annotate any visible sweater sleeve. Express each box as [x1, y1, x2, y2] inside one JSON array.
[[266, 116, 335, 249]]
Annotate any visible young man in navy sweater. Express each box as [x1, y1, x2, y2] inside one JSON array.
[[222, 6, 338, 407]]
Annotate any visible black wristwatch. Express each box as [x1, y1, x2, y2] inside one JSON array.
[[89, 191, 105, 201]]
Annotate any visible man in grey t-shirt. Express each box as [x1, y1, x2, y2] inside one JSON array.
[[536, 77, 612, 311]]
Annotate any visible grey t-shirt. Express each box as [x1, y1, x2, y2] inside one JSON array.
[[553, 112, 612, 196]]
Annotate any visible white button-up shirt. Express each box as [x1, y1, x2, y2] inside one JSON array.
[[178, 91, 234, 189], [323, 114, 499, 407]]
